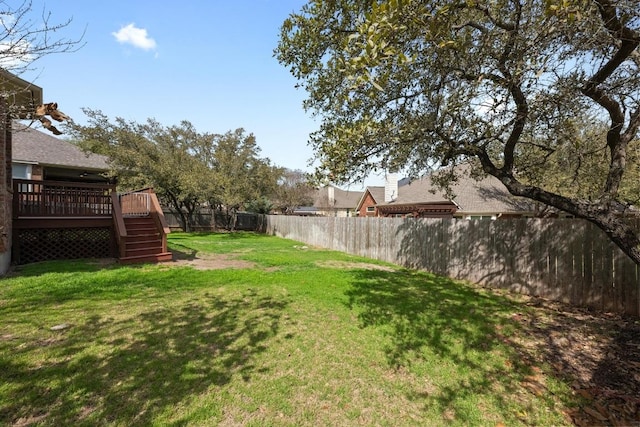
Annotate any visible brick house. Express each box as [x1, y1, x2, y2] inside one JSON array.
[[1, 71, 42, 275], [356, 166, 536, 219], [356, 186, 384, 217], [9, 126, 172, 266], [11, 122, 111, 184]]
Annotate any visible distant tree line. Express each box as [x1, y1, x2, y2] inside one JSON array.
[[69, 110, 315, 231]]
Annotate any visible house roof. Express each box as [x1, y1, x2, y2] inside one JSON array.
[[356, 186, 385, 210], [314, 185, 364, 210], [367, 186, 386, 203], [0, 70, 43, 118], [11, 122, 109, 171], [381, 165, 535, 214]]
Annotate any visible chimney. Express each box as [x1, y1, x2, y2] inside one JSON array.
[[327, 186, 335, 205], [385, 173, 398, 203]]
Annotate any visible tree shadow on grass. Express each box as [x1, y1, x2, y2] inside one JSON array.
[[388, 217, 640, 424], [0, 289, 289, 426], [345, 268, 555, 424], [2, 263, 223, 310], [169, 243, 199, 261], [8, 258, 120, 277]]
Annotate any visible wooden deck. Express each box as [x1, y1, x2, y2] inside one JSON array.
[[13, 179, 114, 218], [12, 180, 170, 265]]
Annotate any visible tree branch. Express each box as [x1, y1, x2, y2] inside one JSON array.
[[496, 0, 527, 173], [581, 0, 640, 198], [622, 106, 640, 144], [473, 4, 515, 31]]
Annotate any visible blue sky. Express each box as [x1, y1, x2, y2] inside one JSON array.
[[19, 0, 383, 188]]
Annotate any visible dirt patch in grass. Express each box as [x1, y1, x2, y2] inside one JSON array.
[[167, 250, 256, 270], [315, 260, 396, 272], [507, 295, 640, 425], [167, 253, 396, 272]]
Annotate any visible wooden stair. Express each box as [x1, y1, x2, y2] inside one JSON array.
[[119, 216, 173, 264]]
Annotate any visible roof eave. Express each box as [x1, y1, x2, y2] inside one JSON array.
[[0, 70, 43, 118]]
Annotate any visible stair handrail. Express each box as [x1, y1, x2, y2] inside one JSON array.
[[111, 190, 128, 258], [119, 187, 154, 196], [141, 188, 170, 253], [147, 191, 170, 232]]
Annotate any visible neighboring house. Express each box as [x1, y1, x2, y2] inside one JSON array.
[[1, 71, 43, 275], [11, 122, 111, 183], [356, 186, 385, 217], [306, 185, 364, 217], [357, 165, 537, 219]]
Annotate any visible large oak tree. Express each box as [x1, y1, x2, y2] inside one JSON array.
[[70, 110, 213, 231], [206, 129, 281, 228], [70, 111, 281, 231], [276, 0, 640, 264]]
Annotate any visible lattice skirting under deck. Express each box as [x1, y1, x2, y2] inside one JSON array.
[[13, 227, 115, 265]]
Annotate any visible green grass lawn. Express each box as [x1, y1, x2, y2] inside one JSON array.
[[0, 232, 577, 426]]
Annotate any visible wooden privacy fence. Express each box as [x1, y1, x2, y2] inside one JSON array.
[[264, 215, 640, 316], [162, 210, 263, 231]]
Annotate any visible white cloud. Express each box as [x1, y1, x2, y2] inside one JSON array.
[[112, 23, 157, 51]]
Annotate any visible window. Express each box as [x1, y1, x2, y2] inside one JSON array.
[[366, 206, 375, 212], [12, 163, 33, 192], [12, 163, 32, 179], [466, 215, 496, 220]]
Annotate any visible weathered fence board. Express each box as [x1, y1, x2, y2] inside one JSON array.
[[264, 215, 640, 316], [162, 210, 261, 231]]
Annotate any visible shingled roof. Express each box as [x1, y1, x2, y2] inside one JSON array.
[[11, 122, 109, 171], [382, 164, 535, 215], [356, 185, 385, 209], [367, 186, 385, 202], [0, 70, 43, 118], [314, 185, 363, 209]]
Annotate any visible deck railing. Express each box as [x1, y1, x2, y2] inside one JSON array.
[[119, 192, 151, 217], [13, 179, 115, 217]]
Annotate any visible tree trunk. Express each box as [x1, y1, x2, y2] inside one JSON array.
[[177, 210, 191, 233], [184, 203, 197, 233], [227, 207, 238, 232]]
